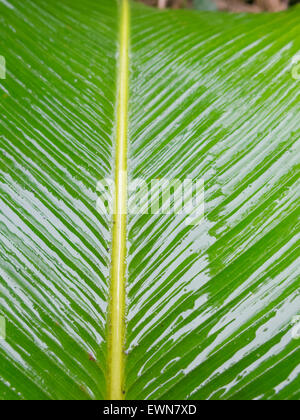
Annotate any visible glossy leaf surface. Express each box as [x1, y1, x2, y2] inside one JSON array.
[[0, 0, 117, 399], [0, 0, 299, 400], [126, 3, 300, 400]]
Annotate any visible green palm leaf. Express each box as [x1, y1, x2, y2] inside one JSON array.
[[0, 0, 117, 399], [0, 0, 299, 400]]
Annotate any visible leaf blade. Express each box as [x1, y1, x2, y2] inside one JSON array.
[[126, 4, 300, 400], [0, 0, 118, 400]]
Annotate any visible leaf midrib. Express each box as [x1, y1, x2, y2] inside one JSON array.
[[108, 0, 130, 401]]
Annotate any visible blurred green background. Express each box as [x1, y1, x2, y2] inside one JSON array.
[[138, 0, 300, 12]]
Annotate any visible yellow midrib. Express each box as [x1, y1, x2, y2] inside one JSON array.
[[108, 0, 129, 400]]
